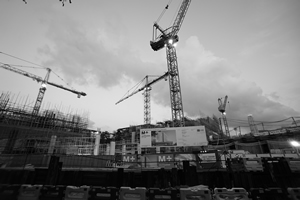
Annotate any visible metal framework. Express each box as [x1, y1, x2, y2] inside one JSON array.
[[143, 77, 151, 125], [0, 91, 91, 154], [221, 113, 230, 137], [32, 68, 51, 116], [248, 114, 259, 135], [150, 0, 191, 127], [218, 95, 230, 136], [0, 91, 89, 131], [116, 72, 169, 125], [0, 63, 86, 120], [166, 45, 184, 127]]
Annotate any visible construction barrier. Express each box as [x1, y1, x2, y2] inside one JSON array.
[[286, 158, 300, 172], [64, 186, 90, 200], [180, 187, 211, 200], [261, 157, 291, 174], [17, 184, 42, 200], [0, 184, 20, 200], [214, 188, 249, 200], [119, 187, 146, 200], [287, 188, 300, 200], [228, 158, 246, 171], [39, 185, 66, 200], [89, 186, 118, 200], [250, 188, 287, 200], [148, 188, 179, 200], [242, 158, 263, 171]]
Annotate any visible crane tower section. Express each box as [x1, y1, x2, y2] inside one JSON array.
[[218, 95, 230, 137], [166, 44, 184, 127], [116, 72, 169, 126], [32, 68, 51, 116], [143, 77, 151, 125], [150, 0, 191, 127]]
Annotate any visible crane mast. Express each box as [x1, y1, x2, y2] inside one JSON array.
[[218, 95, 229, 137], [0, 63, 87, 118], [144, 76, 151, 125], [166, 44, 184, 127], [116, 72, 169, 125], [32, 68, 51, 116], [150, 0, 191, 127]]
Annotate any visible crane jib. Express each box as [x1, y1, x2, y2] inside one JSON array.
[[115, 72, 169, 105], [0, 63, 87, 97]]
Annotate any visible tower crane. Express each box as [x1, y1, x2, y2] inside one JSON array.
[[0, 63, 86, 118], [116, 72, 169, 125], [150, 0, 191, 127], [218, 95, 230, 137]]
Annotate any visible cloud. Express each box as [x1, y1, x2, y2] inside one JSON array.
[[38, 9, 300, 129], [39, 12, 163, 89], [266, 92, 280, 101], [152, 36, 300, 126]]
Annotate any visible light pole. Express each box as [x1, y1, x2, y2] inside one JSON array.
[[290, 140, 300, 157]]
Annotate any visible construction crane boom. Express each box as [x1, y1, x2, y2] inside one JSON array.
[[46, 81, 86, 97], [171, 0, 192, 36], [116, 72, 169, 125], [115, 72, 168, 105], [0, 63, 86, 117], [1, 63, 44, 83], [150, 0, 191, 127], [0, 63, 86, 97]]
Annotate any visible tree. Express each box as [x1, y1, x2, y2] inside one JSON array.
[[100, 131, 112, 144], [22, 0, 72, 6]]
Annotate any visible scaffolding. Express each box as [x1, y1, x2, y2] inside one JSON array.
[[0, 91, 89, 131], [0, 91, 92, 154]]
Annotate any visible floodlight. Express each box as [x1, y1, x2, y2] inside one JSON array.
[[290, 140, 300, 147]]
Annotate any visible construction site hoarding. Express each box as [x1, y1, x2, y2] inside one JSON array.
[[140, 126, 207, 148]]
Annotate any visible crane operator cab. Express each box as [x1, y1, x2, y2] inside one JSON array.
[[150, 35, 179, 51], [218, 96, 228, 114], [150, 22, 179, 51]]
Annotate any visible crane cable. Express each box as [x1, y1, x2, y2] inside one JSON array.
[[0, 51, 44, 69], [156, 0, 173, 23], [0, 51, 75, 90], [0, 62, 43, 70]]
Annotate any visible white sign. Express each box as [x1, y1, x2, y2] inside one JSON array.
[[140, 126, 207, 147], [158, 155, 173, 162], [198, 153, 216, 163], [123, 155, 136, 162], [140, 130, 152, 148]]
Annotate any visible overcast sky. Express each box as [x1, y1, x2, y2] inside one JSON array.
[[0, 0, 299, 133]]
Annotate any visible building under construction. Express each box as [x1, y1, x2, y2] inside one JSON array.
[[0, 91, 93, 155], [1, 91, 300, 197]]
